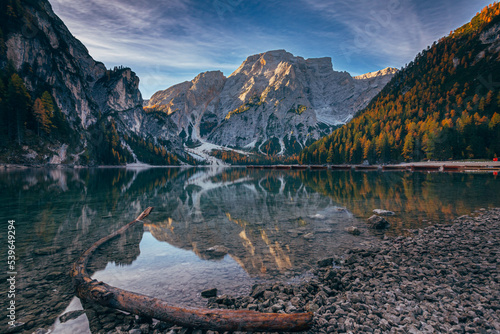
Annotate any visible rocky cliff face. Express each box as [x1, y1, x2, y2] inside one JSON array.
[[3, 0, 106, 130], [147, 71, 227, 144], [0, 0, 182, 165], [147, 50, 397, 155]]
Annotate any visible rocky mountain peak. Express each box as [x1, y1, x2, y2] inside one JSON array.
[[229, 50, 291, 81], [230, 50, 335, 79], [305, 57, 334, 72], [93, 67, 143, 114], [191, 70, 226, 94], [148, 70, 226, 115], [354, 67, 399, 80], [146, 49, 397, 156]]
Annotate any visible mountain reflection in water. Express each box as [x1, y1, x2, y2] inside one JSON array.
[[0, 167, 498, 333]]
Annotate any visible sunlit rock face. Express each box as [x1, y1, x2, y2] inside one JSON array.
[[147, 50, 397, 155]]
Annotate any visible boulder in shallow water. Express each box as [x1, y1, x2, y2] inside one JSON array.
[[203, 245, 229, 259], [373, 209, 395, 216], [368, 215, 390, 229]]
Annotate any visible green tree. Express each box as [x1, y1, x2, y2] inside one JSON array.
[[6, 74, 31, 144], [41, 91, 54, 116], [489, 113, 500, 156], [362, 139, 372, 162], [0, 77, 6, 146], [376, 133, 390, 162], [422, 133, 437, 160]]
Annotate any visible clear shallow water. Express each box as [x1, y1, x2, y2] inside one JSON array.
[[0, 167, 498, 332]]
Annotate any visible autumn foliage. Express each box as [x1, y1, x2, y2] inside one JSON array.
[[300, 2, 500, 164]]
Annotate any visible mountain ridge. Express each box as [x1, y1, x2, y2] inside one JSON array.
[[0, 0, 397, 165], [146, 49, 397, 157]]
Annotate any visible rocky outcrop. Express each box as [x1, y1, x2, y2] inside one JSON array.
[[345, 226, 361, 235], [93, 68, 143, 114], [0, 0, 182, 164], [147, 50, 397, 155], [373, 209, 395, 216]]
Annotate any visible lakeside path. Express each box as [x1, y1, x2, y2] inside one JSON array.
[[1, 160, 500, 169], [399, 161, 500, 166], [205, 208, 500, 334]]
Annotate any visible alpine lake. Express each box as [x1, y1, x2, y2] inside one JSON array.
[[0, 166, 499, 333]]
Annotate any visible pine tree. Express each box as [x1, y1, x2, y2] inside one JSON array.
[[402, 133, 415, 161], [326, 144, 334, 164], [33, 98, 53, 135], [41, 91, 54, 117]]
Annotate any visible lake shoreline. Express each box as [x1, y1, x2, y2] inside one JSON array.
[[4, 167, 498, 334], [51, 207, 500, 334], [203, 208, 500, 334], [1, 160, 500, 171]]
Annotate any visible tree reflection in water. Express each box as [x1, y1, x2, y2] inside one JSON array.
[[0, 167, 498, 333]]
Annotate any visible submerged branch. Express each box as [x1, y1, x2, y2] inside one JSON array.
[[70, 207, 313, 332]]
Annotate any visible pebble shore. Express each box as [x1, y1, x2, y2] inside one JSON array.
[[206, 208, 500, 334], [35, 208, 499, 334]]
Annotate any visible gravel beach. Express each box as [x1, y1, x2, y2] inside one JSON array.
[[33, 208, 499, 334], [205, 208, 500, 333]]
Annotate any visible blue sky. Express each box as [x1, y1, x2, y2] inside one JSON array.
[[49, 0, 494, 99]]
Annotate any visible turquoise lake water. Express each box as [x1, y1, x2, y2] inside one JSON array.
[[0, 167, 498, 332]]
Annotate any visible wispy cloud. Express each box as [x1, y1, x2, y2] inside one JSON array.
[[50, 0, 286, 97], [49, 0, 494, 97], [302, 0, 433, 66], [302, 0, 493, 69]]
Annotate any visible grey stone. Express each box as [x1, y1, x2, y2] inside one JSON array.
[[59, 310, 85, 323], [373, 209, 395, 216], [203, 245, 229, 259], [128, 329, 142, 334], [247, 304, 258, 310], [368, 215, 390, 229], [250, 284, 268, 298], [5, 322, 25, 333], [317, 258, 334, 267], [345, 226, 361, 235], [201, 288, 217, 298], [263, 290, 275, 300]]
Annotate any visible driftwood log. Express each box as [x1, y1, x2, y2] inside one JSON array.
[[71, 207, 313, 332]]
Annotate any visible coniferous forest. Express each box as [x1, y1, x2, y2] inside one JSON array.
[[300, 3, 500, 165]]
